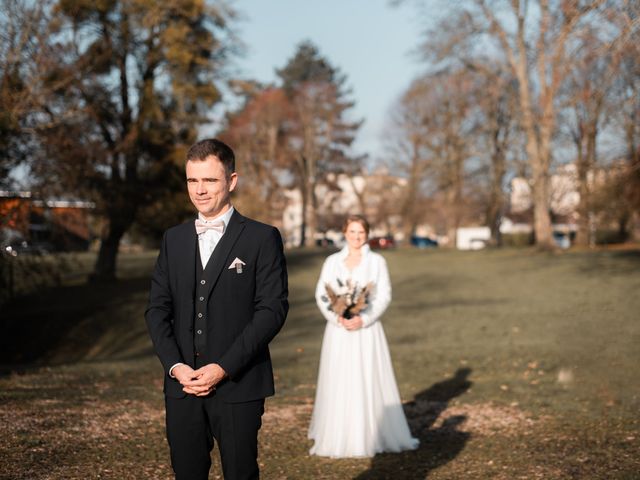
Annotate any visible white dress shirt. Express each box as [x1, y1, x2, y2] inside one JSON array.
[[197, 207, 234, 268], [169, 207, 235, 378]]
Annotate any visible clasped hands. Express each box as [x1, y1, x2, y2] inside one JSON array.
[[173, 363, 227, 396], [339, 315, 363, 331]]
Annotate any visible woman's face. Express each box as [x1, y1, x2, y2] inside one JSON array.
[[344, 221, 368, 250]]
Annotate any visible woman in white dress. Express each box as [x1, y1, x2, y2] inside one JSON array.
[[308, 215, 419, 458]]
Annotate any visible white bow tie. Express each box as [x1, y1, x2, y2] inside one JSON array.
[[195, 219, 225, 235]]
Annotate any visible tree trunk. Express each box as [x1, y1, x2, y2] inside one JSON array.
[[520, 98, 554, 249], [91, 189, 138, 281], [486, 196, 503, 247], [296, 146, 319, 248], [509, 6, 554, 249], [446, 186, 459, 248], [298, 183, 308, 248], [487, 129, 506, 247], [617, 212, 629, 243], [574, 126, 597, 247], [402, 176, 419, 242], [530, 103, 555, 248], [91, 220, 127, 282], [304, 177, 318, 247], [574, 132, 588, 247], [531, 164, 554, 249]]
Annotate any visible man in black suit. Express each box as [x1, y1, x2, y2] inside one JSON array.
[[145, 138, 288, 480]]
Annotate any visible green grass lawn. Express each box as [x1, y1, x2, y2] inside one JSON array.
[[1, 247, 638, 479]]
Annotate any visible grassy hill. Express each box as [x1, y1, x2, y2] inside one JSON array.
[[1, 247, 638, 479]]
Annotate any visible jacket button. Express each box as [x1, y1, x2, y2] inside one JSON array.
[[199, 296, 204, 301], [200, 280, 206, 285], [198, 313, 203, 318], [197, 329, 202, 335]]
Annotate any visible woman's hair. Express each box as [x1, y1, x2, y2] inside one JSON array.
[[342, 215, 370, 236]]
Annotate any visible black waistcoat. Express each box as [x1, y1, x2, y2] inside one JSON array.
[[193, 238, 225, 359]]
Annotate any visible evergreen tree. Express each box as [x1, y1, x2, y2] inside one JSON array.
[[276, 41, 362, 246]]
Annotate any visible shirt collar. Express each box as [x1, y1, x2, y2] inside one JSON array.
[[198, 206, 234, 230]]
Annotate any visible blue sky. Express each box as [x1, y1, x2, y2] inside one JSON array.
[[229, 0, 428, 163], [8, 0, 430, 187]]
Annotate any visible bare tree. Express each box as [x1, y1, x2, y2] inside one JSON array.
[[277, 42, 362, 246], [470, 67, 519, 245], [385, 76, 436, 239], [610, 4, 640, 236], [401, 0, 635, 248], [387, 67, 491, 243], [358, 167, 407, 237], [474, 0, 615, 248], [559, 4, 639, 246], [563, 43, 610, 246], [221, 86, 292, 225]]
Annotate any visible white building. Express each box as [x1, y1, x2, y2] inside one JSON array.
[[509, 164, 581, 217], [456, 227, 491, 250], [282, 173, 365, 248], [281, 170, 406, 248]]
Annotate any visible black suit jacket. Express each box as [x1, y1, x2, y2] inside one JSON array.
[[145, 210, 288, 402]]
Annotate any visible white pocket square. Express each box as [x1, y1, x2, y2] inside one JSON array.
[[228, 257, 246, 270]]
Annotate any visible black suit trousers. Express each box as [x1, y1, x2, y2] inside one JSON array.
[[165, 393, 264, 480]]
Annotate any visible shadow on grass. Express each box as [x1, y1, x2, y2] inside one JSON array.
[[354, 368, 473, 479], [0, 248, 330, 373], [571, 248, 640, 276], [0, 276, 153, 371]]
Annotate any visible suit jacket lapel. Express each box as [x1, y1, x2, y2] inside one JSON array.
[[204, 210, 246, 299], [179, 221, 197, 319]]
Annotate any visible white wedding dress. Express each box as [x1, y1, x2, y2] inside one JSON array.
[[308, 245, 419, 458]]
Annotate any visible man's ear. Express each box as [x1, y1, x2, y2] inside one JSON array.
[[228, 172, 238, 192]]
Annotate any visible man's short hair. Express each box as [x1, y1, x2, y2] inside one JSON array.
[[186, 138, 235, 177]]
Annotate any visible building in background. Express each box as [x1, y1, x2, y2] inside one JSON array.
[[0, 191, 95, 253], [281, 169, 406, 248], [501, 164, 583, 247], [281, 161, 637, 249]]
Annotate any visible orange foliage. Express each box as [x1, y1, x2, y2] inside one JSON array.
[[0, 198, 31, 233]]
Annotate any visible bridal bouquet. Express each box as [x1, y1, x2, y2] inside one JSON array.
[[322, 279, 374, 320]]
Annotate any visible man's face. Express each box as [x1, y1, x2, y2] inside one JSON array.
[[186, 156, 237, 219]]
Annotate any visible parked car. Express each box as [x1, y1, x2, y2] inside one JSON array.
[[7, 241, 54, 256], [1, 231, 54, 256], [315, 237, 335, 247], [368, 235, 396, 249], [553, 231, 571, 249], [410, 235, 438, 248], [2, 228, 25, 257]]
